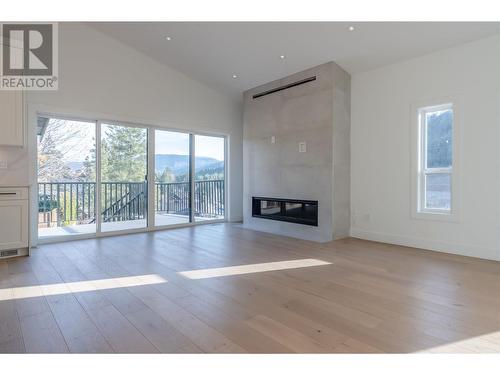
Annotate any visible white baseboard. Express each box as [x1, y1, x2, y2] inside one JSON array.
[[350, 227, 499, 262]]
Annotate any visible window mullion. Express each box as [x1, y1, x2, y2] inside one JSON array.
[[424, 167, 452, 175]]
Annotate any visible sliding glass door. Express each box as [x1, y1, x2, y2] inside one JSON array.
[[37, 116, 97, 239], [154, 131, 226, 226], [194, 135, 225, 221], [37, 114, 225, 241], [154, 130, 191, 227], [100, 123, 148, 232]]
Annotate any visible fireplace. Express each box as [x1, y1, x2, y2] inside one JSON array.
[[252, 197, 318, 226]]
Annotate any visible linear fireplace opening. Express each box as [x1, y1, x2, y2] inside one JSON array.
[[252, 197, 318, 226]]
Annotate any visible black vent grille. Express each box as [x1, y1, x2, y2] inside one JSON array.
[[1, 249, 18, 257], [252, 76, 316, 99]]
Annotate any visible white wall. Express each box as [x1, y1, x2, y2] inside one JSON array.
[[351, 35, 500, 261], [1, 22, 242, 226]]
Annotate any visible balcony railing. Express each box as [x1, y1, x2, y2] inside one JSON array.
[[38, 180, 224, 228]]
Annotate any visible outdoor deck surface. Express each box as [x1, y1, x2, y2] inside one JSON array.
[[38, 214, 216, 239]]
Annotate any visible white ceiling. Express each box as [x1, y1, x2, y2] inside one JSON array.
[[91, 22, 500, 98]]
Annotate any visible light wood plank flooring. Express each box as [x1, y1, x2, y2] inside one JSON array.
[[1, 223, 500, 353]]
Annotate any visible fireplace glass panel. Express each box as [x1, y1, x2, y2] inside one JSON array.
[[252, 197, 318, 226], [261, 200, 281, 215]]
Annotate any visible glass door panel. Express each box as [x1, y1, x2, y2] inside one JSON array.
[[194, 135, 225, 222], [154, 130, 191, 226], [100, 123, 148, 232], [37, 116, 97, 239]]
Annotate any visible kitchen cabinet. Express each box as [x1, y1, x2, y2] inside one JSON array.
[[0, 90, 24, 146], [0, 187, 29, 257]]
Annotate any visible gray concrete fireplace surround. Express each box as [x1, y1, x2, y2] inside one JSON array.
[[243, 62, 350, 242]]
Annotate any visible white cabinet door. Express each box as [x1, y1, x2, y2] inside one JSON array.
[[0, 90, 24, 146], [0, 199, 28, 250]]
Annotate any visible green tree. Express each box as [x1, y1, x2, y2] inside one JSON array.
[[81, 140, 96, 181], [155, 167, 175, 183], [101, 125, 147, 182], [427, 110, 452, 168]]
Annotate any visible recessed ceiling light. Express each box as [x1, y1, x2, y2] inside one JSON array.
[[165, 36, 172, 41], [232, 74, 238, 79], [279, 55, 286, 59], [348, 26, 355, 32]]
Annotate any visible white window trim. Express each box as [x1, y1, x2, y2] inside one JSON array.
[[410, 98, 461, 222], [27, 103, 230, 246]]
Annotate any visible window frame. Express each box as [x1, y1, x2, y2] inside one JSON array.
[[411, 98, 461, 222], [29, 106, 229, 246], [418, 103, 453, 214]]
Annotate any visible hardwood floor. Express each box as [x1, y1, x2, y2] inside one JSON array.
[[1, 223, 500, 353]]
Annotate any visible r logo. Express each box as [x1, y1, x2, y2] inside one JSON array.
[[2, 24, 53, 76]]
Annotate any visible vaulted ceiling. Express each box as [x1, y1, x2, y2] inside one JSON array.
[[91, 22, 500, 97]]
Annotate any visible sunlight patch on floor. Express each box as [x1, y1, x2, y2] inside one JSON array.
[[0, 274, 167, 301], [178, 258, 331, 279], [417, 331, 500, 353]]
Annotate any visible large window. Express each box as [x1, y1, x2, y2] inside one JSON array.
[[36, 114, 226, 241], [417, 103, 453, 214], [37, 117, 97, 239], [194, 135, 225, 221], [100, 123, 148, 232], [154, 130, 191, 226]]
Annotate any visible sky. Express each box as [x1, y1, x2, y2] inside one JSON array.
[[195, 134, 225, 161], [41, 119, 225, 162], [156, 130, 225, 161]]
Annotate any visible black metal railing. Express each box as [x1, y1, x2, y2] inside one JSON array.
[[38, 179, 224, 228], [194, 180, 225, 218], [155, 182, 190, 215], [100, 182, 147, 223], [38, 182, 96, 227]]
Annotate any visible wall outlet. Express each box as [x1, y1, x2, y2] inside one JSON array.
[[0, 160, 7, 169], [271, 136, 276, 144], [299, 142, 307, 153]]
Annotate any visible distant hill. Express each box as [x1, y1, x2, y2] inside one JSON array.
[[155, 154, 223, 175], [155, 154, 190, 174], [65, 154, 224, 179]]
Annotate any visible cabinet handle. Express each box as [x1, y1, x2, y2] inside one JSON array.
[[0, 192, 17, 195]]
